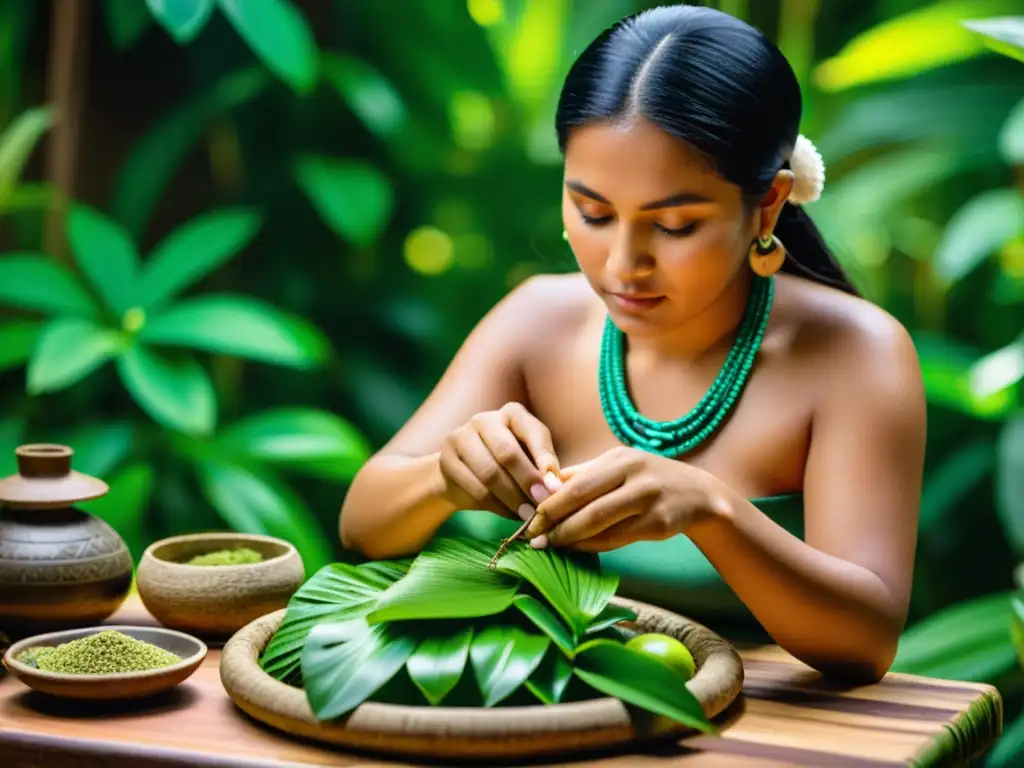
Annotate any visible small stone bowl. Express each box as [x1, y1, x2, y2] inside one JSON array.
[[2, 625, 206, 700], [136, 533, 305, 639]]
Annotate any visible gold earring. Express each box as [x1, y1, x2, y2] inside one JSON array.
[[749, 233, 785, 277]]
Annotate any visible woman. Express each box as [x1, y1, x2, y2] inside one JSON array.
[[340, 5, 925, 682]]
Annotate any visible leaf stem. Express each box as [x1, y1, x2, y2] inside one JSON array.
[[487, 516, 533, 569]]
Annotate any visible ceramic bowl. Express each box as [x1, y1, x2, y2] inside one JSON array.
[[136, 533, 305, 638], [2, 624, 206, 700]]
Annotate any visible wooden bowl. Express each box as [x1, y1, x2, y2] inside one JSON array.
[[136, 533, 305, 638], [2, 625, 207, 700], [219, 596, 744, 760]]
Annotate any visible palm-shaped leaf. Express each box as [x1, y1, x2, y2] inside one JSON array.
[[469, 624, 550, 707], [586, 604, 637, 635], [116, 344, 216, 434], [525, 646, 574, 705], [67, 204, 140, 316], [27, 318, 122, 394], [0, 254, 100, 318], [494, 542, 618, 640], [366, 538, 520, 624], [513, 594, 574, 656], [260, 560, 409, 684], [573, 639, 714, 733], [137, 208, 261, 309], [406, 625, 473, 705], [302, 619, 418, 721], [140, 294, 330, 369]]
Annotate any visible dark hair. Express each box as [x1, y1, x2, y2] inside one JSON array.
[[555, 5, 858, 296]]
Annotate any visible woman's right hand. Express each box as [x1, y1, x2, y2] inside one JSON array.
[[437, 402, 561, 520]]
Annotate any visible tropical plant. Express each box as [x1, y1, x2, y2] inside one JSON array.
[[258, 536, 711, 732]]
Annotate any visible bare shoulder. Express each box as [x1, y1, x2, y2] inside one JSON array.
[[776, 275, 924, 405], [502, 272, 597, 349]]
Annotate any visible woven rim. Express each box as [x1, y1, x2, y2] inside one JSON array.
[[219, 596, 744, 759]]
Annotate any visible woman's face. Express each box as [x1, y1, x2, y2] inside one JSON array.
[[562, 117, 760, 337]]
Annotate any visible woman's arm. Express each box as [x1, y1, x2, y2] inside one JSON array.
[[687, 317, 926, 681], [340, 277, 554, 560]]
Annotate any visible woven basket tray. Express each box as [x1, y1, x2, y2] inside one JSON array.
[[218, 596, 743, 760]]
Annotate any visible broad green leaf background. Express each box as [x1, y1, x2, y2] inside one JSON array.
[[1, 1, 1024, 760]]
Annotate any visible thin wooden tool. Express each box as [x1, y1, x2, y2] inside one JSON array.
[[487, 515, 534, 569]]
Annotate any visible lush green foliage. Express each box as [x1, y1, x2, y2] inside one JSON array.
[[0, 0, 1023, 761], [260, 536, 713, 732]]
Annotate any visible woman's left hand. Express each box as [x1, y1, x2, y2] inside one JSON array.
[[524, 446, 728, 552]]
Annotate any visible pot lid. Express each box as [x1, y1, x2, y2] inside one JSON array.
[[0, 444, 109, 508]]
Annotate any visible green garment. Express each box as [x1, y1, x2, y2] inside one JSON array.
[[438, 493, 804, 644]]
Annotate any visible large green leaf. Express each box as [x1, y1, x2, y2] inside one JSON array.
[[0, 320, 40, 373], [934, 188, 1024, 286], [812, 1, 1020, 92], [469, 624, 550, 707], [67, 205, 140, 316], [0, 254, 100, 318], [217, 0, 317, 94], [914, 332, 1016, 421], [919, 439, 995, 533], [104, 0, 154, 50], [366, 538, 521, 624], [145, 0, 213, 43], [215, 407, 371, 481], [494, 542, 618, 640], [0, 105, 53, 198], [140, 294, 330, 369], [586, 603, 638, 634], [260, 560, 410, 684], [78, 462, 153, 559], [194, 460, 331, 575], [1000, 96, 1024, 164], [406, 626, 474, 705], [525, 646, 574, 705], [988, 708, 1024, 768], [964, 16, 1024, 63], [512, 594, 574, 657], [116, 344, 215, 434], [57, 421, 134, 478], [1011, 593, 1024, 670], [996, 415, 1024, 556], [27, 318, 122, 394], [137, 208, 261, 310], [294, 155, 394, 250], [111, 68, 269, 238], [892, 591, 1017, 681], [302, 618, 418, 720], [319, 53, 406, 140], [573, 639, 713, 733]]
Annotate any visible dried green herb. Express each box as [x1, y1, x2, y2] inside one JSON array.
[[17, 630, 181, 674], [186, 547, 264, 566]]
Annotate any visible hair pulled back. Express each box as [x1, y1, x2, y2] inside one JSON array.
[[555, 5, 857, 295]]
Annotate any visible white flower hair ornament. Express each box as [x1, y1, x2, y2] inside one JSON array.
[[787, 134, 825, 206]]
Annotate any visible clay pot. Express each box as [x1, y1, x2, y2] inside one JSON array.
[[0, 444, 134, 638]]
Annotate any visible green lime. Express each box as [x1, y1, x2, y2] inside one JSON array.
[[626, 633, 695, 680]]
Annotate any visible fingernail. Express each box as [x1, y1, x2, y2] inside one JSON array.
[[530, 483, 550, 503], [517, 503, 535, 522], [531, 534, 548, 549], [543, 471, 562, 492]]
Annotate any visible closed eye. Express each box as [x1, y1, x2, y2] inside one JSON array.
[[656, 221, 700, 238]]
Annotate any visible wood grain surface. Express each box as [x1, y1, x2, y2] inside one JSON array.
[[0, 597, 1003, 767]]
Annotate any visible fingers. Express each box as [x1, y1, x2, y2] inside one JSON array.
[[501, 402, 560, 477], [527, 459, 624, 537], [457, 429, 529, 513], [545, 485, 640, 546], [479, 416, 548, 505], [570, 518, 643, 552], [439, 441, 515, 518]]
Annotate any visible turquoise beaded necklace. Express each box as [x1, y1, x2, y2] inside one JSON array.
[[598, 274, 775, 458]]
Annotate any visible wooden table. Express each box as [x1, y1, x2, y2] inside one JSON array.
[[0, 597, 1003, 767]]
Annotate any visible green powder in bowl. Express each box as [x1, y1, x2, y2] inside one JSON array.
[[16, 630, 181, 675], [185, 547, 264, 566]]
